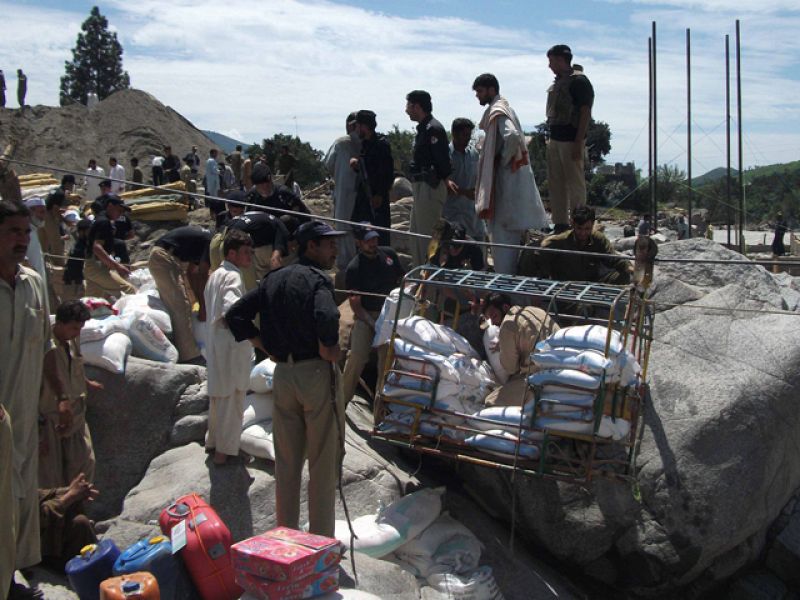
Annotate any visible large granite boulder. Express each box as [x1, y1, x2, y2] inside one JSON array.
[[85, 358, 207, 519], [465, 239, 800, 595]]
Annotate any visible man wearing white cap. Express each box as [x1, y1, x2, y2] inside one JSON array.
[[23, 197, 48, 305]]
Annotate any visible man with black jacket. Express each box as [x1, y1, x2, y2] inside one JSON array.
[[405, 90, 451, 265], [349, 110, 393, 245], [226, 220, 347, 537], [246, 163, 311, 222]]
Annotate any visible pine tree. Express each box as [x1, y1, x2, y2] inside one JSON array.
[[59, 6, 130, 106]]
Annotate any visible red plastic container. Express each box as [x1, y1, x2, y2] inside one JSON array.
[[99, 572, 160, 599], [158, 493, 242, 600]]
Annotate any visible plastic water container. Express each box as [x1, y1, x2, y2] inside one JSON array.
[[66, 540, 122, 600], [113, 535, 181, 600], [99, 572, 160, 599]]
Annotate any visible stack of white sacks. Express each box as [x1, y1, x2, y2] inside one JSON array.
[[239, 358, 277, 461], [334, 487, 504, 600], [466, 324, 641, 459], [78, 268, 180, 374], [376, 313, 499, 439]]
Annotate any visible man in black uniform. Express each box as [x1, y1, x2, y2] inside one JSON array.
[[405, 89, 452, 266], [341, 223, 405, 405], [227, 211, 289, 280], [226, 220, 346, 537], [246, 163, 311, 221], [83, 196, 136, 299], [162, 146, 181, 183], [349, 110, 394, 245], [148, 226, 211, 364], [89, 179, 113, 217]]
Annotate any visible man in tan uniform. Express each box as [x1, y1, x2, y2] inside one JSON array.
[[41, 190, 69, 306], [482, 292, 559, 407], [0, 200, 53, 599], [39, 300, 101, 489]]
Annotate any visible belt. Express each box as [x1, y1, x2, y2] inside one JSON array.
[[278, 352, 320, 364]]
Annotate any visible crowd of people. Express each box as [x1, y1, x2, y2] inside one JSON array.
[[0, 44, 650, 598]]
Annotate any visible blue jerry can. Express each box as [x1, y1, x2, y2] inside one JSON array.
[[66, 540, 122, 600], [113, 535, 184, 600]]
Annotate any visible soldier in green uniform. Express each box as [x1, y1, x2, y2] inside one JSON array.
[[519, 204, 631, 284]]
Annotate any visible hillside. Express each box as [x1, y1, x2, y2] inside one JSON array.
[[693, 161, 800, 186], [0, 89, 216, 177], [202, 130, 247, 155]]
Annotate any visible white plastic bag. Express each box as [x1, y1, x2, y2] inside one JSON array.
[[239, 419, 275, 460], [81, 332, 131, 374], [128, 314, 178, 363], [80, 315, 130, 344], [242, 393, 274, 429], [114, 293, 172, 335], [482, 324, 509, 384], [397, 316, 477, 357], [372, 287, 416, 348], [249, 358, 276, 394]]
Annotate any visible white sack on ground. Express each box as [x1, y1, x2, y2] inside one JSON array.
[[426, 566, 505, 600], [392, 512, 482, 578], [114, 293, 172, 335], [334, 487, 444, 558], [81, 296, 117, 319], [396, 316, 478, 357], [536, 324, 623, 356], [372, 287, 416, 347], [80, 315, 131, 344], [242, 393, 274, 429], [239, 419, 275, 461]]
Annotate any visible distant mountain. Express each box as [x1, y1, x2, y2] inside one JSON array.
[[692, 167, 738, 186], [693, 161, 800, 186], [202, 130, 248, 155]]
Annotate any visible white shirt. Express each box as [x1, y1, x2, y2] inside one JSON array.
[[109, 164, 126, 194]]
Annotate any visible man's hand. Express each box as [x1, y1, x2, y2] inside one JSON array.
[[61, 473, 100, 508], [87, 380, 104, 392], [249, 336, 267, 354], [446, 179, 460, 196], [56, 399, 73, 435], [349, 157, 359, 171], [115, 263, 131, 278]]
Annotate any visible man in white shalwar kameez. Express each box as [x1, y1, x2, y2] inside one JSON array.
[[324, 112, 361, 272], [473, 73, 547, 274], [204, 229, 255, 465], [0, 200, 53, 599]]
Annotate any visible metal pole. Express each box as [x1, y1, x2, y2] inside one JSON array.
[[736, 20, 745, 253], [648, 36, 653, 228], [725, 34, 732, 246], [686, 28, 693, 238], [652, 22, 658, 230]]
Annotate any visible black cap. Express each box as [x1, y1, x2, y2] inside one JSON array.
[[355, 110, 377, 129], [99, 179, 112, 188], [296, 220, 347, 245], [354, 221, 379, 241], [251, 163, 272, 185], [105, 194, 131, 211], [77, 218, 93, 230], [225, 190, 246, 205]]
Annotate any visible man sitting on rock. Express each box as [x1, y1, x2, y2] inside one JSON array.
[[148, 225, 212, 365], [39, 473, 98, 571], [481, 292, 559, 407], [519, 204, 632, 284], [39, 300, 102, 489], [204, 229, 255, 465]]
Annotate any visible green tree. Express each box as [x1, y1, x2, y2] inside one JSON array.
[[585, 119, 611, 168], [386, 125, 415, 176], [263, 133, 326, 189], [60, 6, 130, 106]]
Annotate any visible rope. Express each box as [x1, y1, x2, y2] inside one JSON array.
[[11, 157, 800, 268]]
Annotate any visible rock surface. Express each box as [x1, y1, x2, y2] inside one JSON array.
[[467, 238, 800, 595]]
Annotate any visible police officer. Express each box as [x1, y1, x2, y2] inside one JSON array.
[[341, 223, 405, 405], [405, 90, 452, 266], [246, 162, 311, 221], [226, 220, 347, 537]]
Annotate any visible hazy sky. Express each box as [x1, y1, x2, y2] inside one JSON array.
[[3, 0, 799, 173]]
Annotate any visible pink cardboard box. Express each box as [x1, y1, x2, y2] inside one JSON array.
[[236, 565, 339, 600], [231, 527, 342, 582]]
